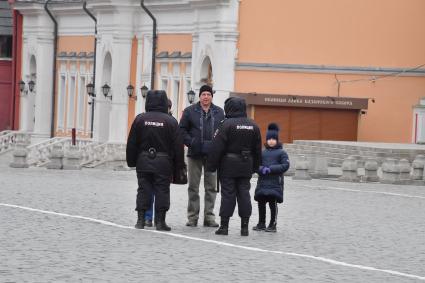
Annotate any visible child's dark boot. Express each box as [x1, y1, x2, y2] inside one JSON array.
[[265, 222, 277, 232], [253, 222, 266, 231]]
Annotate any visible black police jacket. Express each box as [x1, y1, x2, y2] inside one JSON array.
[[126, 90, 185, 176], [179, 102, 224, 158], [206, 97, 262, 178]]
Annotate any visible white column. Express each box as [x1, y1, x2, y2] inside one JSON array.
[[32, 35, 54, 140], [191, 0, 240, 109], [211, 32, 239, 109], [134, 37, 146, 116], [19, 38, 31, 132], [413, 100, 425, 143], [108, 36, 132, 143], [92, 35, 109, 142]]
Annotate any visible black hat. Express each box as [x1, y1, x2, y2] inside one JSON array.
[[266, 123, 279, 141], [199, 85, 213, 97], [145, 90, 168, 114]]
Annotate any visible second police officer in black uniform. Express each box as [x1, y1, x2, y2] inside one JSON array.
[[206, 96, 262, 236], [126, 90, 185, 231]]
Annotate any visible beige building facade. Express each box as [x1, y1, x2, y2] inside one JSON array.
[[12, 0, 425, 144]]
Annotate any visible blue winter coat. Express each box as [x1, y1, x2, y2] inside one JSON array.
[[254, 144, 290, 203]]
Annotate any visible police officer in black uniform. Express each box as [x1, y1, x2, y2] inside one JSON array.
[[126, 90, 185, 231], [206, 97, 262, 236]]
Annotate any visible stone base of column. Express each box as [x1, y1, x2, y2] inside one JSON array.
[[397, 159, 411, 185], [338, 171, 360, 182], [412, 168, 424, 181], [10, 149, 29, 168], [412, 155, 425, 181], [362, 159, 379, 182], [9, 133, 31, 168], [380, 158, 399, 184], [63, 146, 82, 170], [293, 156, 311, 180], [338, 156, 359, 182], [310, 155, 329, 178], [362, 173, 379, 183], [47, 145, 64, 170], [380, 173, 399, 184]]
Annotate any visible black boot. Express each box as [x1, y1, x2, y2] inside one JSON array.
[[215, 217, 229, 235], [156, 211, 171, 231], [253, 201, 266, 231], [253, 222, 266, 231], [265, 222, 277, 232], [265, 201, 277, 232], [241, 217, 249, 236], [135, 210, 145, 229]]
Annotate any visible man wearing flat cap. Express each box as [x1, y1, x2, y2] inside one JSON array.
[[179, 84, 225, 227]]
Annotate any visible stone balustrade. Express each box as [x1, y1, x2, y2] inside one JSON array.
[[339, 155, 359, 182], [293, 155, 311, 180], [398, 159, 411, 185], [380, 158, 399, 184], [0, 131, 21, 155], [363, 158, 379, 182], [9, 132, 31, 168]]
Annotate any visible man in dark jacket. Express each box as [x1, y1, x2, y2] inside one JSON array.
[[126, 90, 185, 231], [206, 97, 262, 236], [179, 85, 225, 227]]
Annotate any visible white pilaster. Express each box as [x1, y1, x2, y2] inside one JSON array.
[[19, 37, 33, 132], [191, 0, 239, 109], [33, 34, 54, 140], [108, 36, 133, 143]]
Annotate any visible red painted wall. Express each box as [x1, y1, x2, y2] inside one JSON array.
[[11, 10, 22, 130], [0, 60, 12, 130]]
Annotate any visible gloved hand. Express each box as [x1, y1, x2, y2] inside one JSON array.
[[261, 166, 271, 175]]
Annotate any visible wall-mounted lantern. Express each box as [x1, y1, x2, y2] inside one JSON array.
[[28, 80, 35, 93], [102, 83, 111, 100], [127, 84, 137, 101], [86, 82, 95, 97], [19, 80, 36, 96], [140, 84, 148, 99], [187, 89, 195, 104]]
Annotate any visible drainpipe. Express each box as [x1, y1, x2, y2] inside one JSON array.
[[11, 10, 18, 130], [140, 0, 157, 89], [44, 0, 58, 138], [83, 1, 97, 139]]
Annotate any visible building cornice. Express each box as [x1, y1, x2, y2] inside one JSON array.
[[236, 62, 425, 77]]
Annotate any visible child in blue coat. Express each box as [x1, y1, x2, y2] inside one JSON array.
[[253, 123, 290, 232]]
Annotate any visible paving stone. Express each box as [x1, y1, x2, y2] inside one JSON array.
[[0, 157, 424, 282]]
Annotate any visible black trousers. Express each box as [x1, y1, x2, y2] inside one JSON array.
[[136, 172, 170, 213], [256, 196, 278, 224], [219, 177, 252, 218]]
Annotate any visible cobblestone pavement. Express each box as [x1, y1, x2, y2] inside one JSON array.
[[1, 156, 425, 282]]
